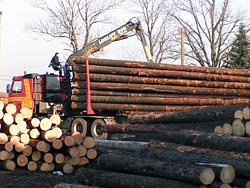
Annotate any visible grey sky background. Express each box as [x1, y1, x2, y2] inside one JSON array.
[[0, 0, 249, 91]]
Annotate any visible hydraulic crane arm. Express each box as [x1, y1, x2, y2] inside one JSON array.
[[67, 17, 153, 64]]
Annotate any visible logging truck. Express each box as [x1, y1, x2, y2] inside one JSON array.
[[6, 18, 153, 140]]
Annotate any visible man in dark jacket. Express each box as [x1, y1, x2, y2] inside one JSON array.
[[49, 52, 61, 71]]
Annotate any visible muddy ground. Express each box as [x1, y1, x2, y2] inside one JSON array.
[[0, 169, 80, 188]]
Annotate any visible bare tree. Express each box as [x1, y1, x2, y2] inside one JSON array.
[[127, 0, 177, 63], [28, 0, 122, 53], [172, 0, 244, 67]]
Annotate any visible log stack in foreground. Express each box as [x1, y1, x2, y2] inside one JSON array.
[[0, 102, 97, 174], [71, 57, 250, 114]]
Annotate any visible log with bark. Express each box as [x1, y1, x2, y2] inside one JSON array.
[[73, 57, 250, 77], [148, 140, 250, 161], [74, 72, 250, 89], [72, 81, 250, 96], [113, 129, 250, 154], [97, 154, 215, 185], [77, 167, 198, 188], [140, 147, 250, 179], [73, 63, 250, 83], [128, 104, 245, 124]]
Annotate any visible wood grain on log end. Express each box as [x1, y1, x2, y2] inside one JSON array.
[[232, 119, 245, 136], [220, 165, 235, 184], [27, 161, 38, 172], [199, 167, 215, 185]]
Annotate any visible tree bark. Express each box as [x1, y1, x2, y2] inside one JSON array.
[[73, 64, 250, 83], [140, 147, 250, 179], [73, 57, 250, 77], [76, 167, 198, 188], [71, 102, 211, 112], [72, 81, 250, 96], [97, 154, 215, 185], [74, 72, 250, 89], [128, 104, 245, 124]]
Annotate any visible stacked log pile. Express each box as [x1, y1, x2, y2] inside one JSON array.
[[76, 138, 250, 188], [71, 57, 250, 114], [214, 106, 250, 137], [86, 105, 250, 188], [0, 101, 97, 174]]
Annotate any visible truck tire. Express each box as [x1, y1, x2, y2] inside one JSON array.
[[71, 118, 87, 137], [91, 119, 108, 140]]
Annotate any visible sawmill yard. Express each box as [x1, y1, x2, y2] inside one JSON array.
[[3, 61, 250, 187]]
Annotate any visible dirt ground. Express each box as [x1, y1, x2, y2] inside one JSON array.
[[0, 169, 80, 188]]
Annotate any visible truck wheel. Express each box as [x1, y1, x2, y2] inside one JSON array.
[[71, 118, 87, 137], [91, 119, 108, 140]]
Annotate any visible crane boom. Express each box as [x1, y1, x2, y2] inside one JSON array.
[[67, 18, 153, 64]]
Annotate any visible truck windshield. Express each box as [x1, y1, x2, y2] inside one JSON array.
[[12, 81, 22, 93]]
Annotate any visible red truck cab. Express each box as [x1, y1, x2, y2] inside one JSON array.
[[8, 75, 34, 111]]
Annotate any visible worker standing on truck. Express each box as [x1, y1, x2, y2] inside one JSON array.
[[49, 52, 63, 75]]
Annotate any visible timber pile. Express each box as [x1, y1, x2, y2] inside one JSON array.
[[71, 57, 250, 114], [214, 106, 250, 137], [76, 139, 250, 188], [0, 101, 97, 174]]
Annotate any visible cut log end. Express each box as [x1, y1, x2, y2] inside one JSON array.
[[27, 161, 38, 172], [3, 160, 16, 171], [40, 162, 55, 172], [72, 132, 83, 145], [64, 136, 75, 147], [232, 119, 245, 136], [222, 123, 233, 136], [63, 164, 74, 174], [220, 165, 235, 184], [23, 145, 33, 157], [52, 139, 63, 150], [10, 136, 20, 145], [55, 154, 64, 164], [234, 110, 244, 120], [199, 167, 215, 185], [0, 133, 8, 145], [31, 118, 40, 128], [214, 126, 223, 135], [17, 154, 28, 167], [86, 149, 97, 160], [44, 153, 53, 163], [5, 104, 17, 115], [50, 114, 61, 126], [31, 151, 41, 162], [83, 137, 96, 149], [40, 118, 52, 131], [4, 142, 13, 152], [243, 107, 250, 120]]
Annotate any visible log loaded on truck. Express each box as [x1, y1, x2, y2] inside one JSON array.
[[6, 18, 154, 139]]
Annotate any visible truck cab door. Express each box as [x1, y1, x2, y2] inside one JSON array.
[[8, 78, 34, 111]]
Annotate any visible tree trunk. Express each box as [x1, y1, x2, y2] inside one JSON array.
[[140, 147, 250, 179], [72, 81, 250, 96], [116, 130, 250, 154], [71, 102, 211, 112], [73, 57, 250, 77], [77, 167, 198, 188], [97, 154, 215, 185], [95, 140, 148, 152], [73, 64, 250, 83], [148, 140, 250, 161], [102, 121, 229, 134], [128, 104, 245, 124]]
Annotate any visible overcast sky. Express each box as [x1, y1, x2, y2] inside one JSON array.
[[0, 0, 249, 91]]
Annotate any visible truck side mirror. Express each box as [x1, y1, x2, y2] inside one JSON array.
[[6, 84, 10, 93]]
